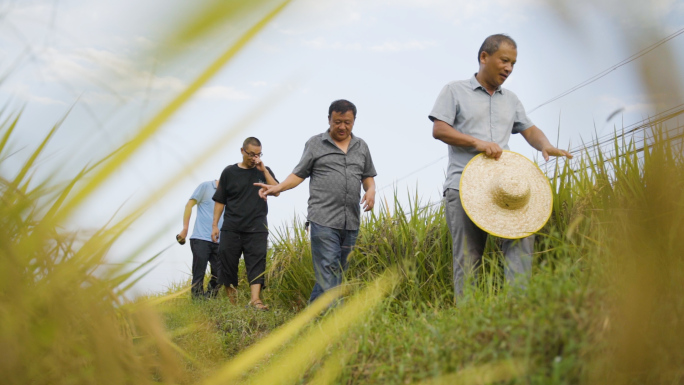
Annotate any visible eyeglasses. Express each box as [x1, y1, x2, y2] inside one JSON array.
[[242, 149, 263, 158]]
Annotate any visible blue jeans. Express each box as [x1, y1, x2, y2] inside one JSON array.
[[308, 222, 359, 304]]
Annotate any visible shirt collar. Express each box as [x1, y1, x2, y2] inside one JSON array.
[[470, 74, 504, 95], [323, 130, 358, 147]]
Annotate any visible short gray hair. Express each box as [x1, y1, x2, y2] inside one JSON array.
[[477, 34, 517, 63]]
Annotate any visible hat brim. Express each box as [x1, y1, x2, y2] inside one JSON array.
[[459, 151, 553, 239]]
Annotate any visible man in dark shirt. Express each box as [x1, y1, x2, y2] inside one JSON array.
[[254, 100, 377, 304], [212, 137, 278, 310]]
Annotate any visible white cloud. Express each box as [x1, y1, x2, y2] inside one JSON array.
[[302, 37, 326, 49], [251, 81, 268, 87], [303, 37, 362, 51], [370, 39, 437, 52], [273, 0, 370, 35], [303, 37, 435, 52], [596, 94, 653, 116], [29, 94, 66, 105], [37, 46, 188, 104], [278, 0, 543, 31], [196, 86, 250, 100], [6, 84, 66, 106]]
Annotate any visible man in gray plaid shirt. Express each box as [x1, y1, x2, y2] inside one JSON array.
[[255, 99, 377, 303]]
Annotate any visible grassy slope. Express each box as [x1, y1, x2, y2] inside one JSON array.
[[161, 188, 596, 384], [159, 129, 684, 384]]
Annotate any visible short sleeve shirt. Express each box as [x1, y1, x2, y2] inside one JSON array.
[[429, 75, 534, 192], [212, 164, 278, 233], [292, 131, 377, 231], [189, 180, 223, 242]]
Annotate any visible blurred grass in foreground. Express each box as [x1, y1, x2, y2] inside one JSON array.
[[0, 1, 291, 384], [2, 0, 683, 384]]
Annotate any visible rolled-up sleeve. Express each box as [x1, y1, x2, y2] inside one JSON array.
[[292, 140, 315, 179], [429, 84, 459, 126], [512, 97, 534, 133]]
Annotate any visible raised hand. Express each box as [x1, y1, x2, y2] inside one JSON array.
[[541, 146, 573, 162], [254, 158, 266, 173]]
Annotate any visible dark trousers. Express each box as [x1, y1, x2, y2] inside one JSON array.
[[444, 189, 533, 298], [217, 230, 268, 288], [189, 239, 220, 298]]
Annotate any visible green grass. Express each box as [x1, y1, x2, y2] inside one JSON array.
[[2, 0, 683, 382], [154, 123, 684, 384]]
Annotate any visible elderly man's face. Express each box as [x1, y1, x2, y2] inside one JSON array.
[[479, 43, 517, 88], [328, 110, 355, 142]]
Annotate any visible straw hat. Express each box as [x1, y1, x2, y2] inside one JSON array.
[[459, 151, 553, 239]]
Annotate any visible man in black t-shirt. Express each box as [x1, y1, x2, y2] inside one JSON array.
[[212, 137, 278, 310]]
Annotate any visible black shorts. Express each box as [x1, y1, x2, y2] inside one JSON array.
[[217, 230, 268, 287]]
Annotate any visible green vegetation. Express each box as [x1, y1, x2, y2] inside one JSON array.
[[4, 108, 681, 384], [1, 0, 682, 384], [156, 124, 684, 384]]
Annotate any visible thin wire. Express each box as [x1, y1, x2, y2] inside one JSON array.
[[403, 112, 684, 217], [376, 155, 447, 192], [527, 27, 684, 114], [389, 31, 684, 198], [541, 105, 684, 169]]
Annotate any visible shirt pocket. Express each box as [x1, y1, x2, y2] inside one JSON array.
[[455, 97, 491, 139], [346, 153, 365, 180]]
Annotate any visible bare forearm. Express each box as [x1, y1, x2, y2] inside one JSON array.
[[433, 119, 503, 159], [182, 201, 194, 230], [362, 177, 375, 192], [432, 120, 479, 148], [263, 167, 278, 186], [273, 173, 305, 194], [521, 125, 552, 151]]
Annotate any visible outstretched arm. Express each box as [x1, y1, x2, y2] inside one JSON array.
[[432, 119, 504, 160], [519, 125, 573, 161], [178, 199, 197, 242], [254, 173, 305, 201], [361, 177, 375, 212]]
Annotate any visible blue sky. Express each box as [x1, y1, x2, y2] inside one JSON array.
[[2, 0, 683, 295]]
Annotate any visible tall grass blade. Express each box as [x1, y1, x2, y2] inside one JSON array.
[[201, 285, 348, 384], [418, 360, 526, 385], [53, 0, 291, 225], [236, 271, 398, 385]]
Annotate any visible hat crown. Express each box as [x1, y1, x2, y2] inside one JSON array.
[[490, 175, 530, 210]]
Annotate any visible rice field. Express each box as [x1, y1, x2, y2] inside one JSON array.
[[1, 0, 683, 384]]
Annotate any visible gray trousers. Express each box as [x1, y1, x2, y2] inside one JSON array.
[[444, 188, 533, 298]]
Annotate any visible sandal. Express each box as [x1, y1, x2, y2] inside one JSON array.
[[248, 300, 269, 311]]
